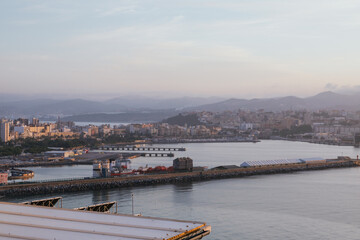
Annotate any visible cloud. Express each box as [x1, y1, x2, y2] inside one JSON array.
[[325, 83, 338, 90], [97, 6, 137, 16], [325, 83, 360, 94]]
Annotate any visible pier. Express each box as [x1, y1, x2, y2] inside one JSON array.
[[100, 146, 186, 151], [92, 152, 174, 157], [0, 159, 358, 198], [140, 152, 174, 157]]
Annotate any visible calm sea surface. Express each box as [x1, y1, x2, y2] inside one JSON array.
[[6, 140, 360, 240]]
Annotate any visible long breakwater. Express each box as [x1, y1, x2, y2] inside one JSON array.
[[0, 160, 358, 197]]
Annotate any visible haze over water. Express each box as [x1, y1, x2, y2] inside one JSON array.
[[3, 1, 360, 239], [7, 140, 360, 239]]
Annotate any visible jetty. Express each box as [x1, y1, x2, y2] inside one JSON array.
[[0, 159, 358, 198], [99, 146, 186, 151]]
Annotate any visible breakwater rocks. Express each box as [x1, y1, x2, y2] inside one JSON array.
[[0, 160, 358, 197]]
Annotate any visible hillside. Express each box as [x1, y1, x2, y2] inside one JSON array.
[[188, 92, 360, 112], [162, 113, 202, 126]]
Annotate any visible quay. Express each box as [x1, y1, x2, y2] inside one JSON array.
[[0, 159, 358, 198], [100, 146, 186, 151], [95, 152, 175, 157], [140, 152, 174, 157]]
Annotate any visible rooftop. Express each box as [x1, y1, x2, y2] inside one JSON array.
[[0, 201, 211, 240]]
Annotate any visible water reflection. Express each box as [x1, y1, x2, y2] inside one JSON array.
[[173, 182, 194, 192], [171, 182, 194, 209], [92, 189, 111, 204], [4, 141, 360, 239]]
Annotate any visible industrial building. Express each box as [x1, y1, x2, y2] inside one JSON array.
[[173, 157, 193, 171], [0, 201, 211, 239], [44, 150, 75, 159]]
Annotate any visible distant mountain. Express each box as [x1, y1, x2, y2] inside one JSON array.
[[303, 91, 355, 108], [0, 98, 126, 116], [104, 96, 224, 110], [61, 111, 176, 123], [188, 91, 360, 112], [0, 96, 222, 118], [1, 92, 359, 119], [0, 93, 32, 103]]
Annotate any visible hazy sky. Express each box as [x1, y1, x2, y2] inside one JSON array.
[[1, 0, 360, 99]]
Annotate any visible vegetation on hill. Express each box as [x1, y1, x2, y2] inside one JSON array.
[[0, 133, 143, 156], [163, 113, 202, 126], [20, 137, 99, 153], [103, 134, 139, 144], [277, 125, 313, 137], [0, 146, 22, 157]]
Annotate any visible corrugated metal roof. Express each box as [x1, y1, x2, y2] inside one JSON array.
[[240, 159, 302, 167], [0, 202, 210, 240], [240, 157, 326, 167]]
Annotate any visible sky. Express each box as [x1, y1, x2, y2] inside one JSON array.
[[1, 0, 360, 99]]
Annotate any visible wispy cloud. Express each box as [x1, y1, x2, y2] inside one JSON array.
[[2, 0, 360, 97], [325, 83, 338, 91], [96, 6, 137, 16], [325, 84, 360, 94]]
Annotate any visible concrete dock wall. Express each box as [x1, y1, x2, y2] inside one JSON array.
[[0, 160, 357, 197]]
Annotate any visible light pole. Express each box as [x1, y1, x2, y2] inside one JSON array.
[[131, 193, 134, 215]]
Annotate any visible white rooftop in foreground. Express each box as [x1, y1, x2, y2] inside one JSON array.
[[0, 202, 210, 240]]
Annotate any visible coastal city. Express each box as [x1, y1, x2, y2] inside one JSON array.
[[3, 0, 360, 239], [1, 108, 360, 188], [2, 109, 360, 147]]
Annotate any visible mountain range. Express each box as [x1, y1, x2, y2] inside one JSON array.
[[0, 96, 223, 118], [0, 92, 359, 122], [188, 91, 360, 112]]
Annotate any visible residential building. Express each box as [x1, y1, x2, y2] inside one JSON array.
[[1, 121, 10, 143]]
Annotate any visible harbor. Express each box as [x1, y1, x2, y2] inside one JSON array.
[[3, 140, 360, 239], [0, 157, 358, 197], [2, 139, 360, 183]]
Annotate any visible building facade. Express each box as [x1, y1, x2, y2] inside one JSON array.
[[1, 121, 10, 143]]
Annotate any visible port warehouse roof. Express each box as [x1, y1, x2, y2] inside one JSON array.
[[0, 202, 210, 240], [240, 157, 325, 167]]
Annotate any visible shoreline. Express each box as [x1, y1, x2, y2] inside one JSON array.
[[1, 160, 358, 198], [151, 138, 358, 147], [150, 139, 259, 144], [1, 139, 357, 169]]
